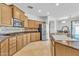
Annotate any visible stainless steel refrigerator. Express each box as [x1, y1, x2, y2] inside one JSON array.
[[39, 22, 47, 41]]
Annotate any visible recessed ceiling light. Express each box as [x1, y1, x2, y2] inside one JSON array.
[[61, 21, 66, 24], [47, 12, 50, 15], [38, 9, 42, 13], [56, 3, 59, 6]]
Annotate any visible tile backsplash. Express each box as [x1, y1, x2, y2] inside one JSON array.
[[0, 27, 25, 34]]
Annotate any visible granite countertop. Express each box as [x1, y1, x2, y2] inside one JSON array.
[[0, 30, 39, 42], [0, 36, 10, 42], [51, 34, 79, 50], [0, 32, 24, 42], [51, 34, 78, 41]]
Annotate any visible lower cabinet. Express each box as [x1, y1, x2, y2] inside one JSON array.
[[0, 32, 40, 56], [30, 32, 40, 42], [30, 33, 36, 42], [23, 34, 28, 46], [22, 33, 31, 46], [16, 34, 23, 51], [54, 42, 79, 56], [35, 32, 40, 41], [26, 33, 30, 43], [8, 36, 16, 56], [0, 39, 8, 56]]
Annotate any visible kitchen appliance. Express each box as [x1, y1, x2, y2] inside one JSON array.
[[39, 22, 46, 41], [13, 18, 24, 27]]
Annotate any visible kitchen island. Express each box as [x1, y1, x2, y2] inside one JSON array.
[[50, 34, 79, 56]]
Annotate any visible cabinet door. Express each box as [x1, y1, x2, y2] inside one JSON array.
[[37, 21, 41, 28], [9, 36, 16, 56], [35, 21, 38, 28], [0, 5, 1, 25], [26, 33, 30, 43], [35, 21, 41, 28], [16, 34, 23, 51], [1, 39, 8, 56], [13, 6, 24, 21], [28, 20, 35, 28], [55, 42, 66, 56], [28, 20, 31, 28], [30, 33, 36, 42], [35, 32, 40, 41], [1, 4, 12, 26], [23, 34, 27, 46], [13, 6, 20, 20], [24, 16, 28, 28]]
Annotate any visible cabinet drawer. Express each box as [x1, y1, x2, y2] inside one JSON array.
[[9, 47, 16, 56], [9, 43, 16, 49], [9, 40, 16, 44], [9, 37, 16, 41]]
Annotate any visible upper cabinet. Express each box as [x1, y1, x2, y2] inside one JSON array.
[[0, 4, 12, 26], [10, 5, 24, 21], [28, 20, 41, 28], [23, 15, 28, 28], [10, 5, 28, 27], [34, 21, 41, 28], [28, 20, 35, 28]]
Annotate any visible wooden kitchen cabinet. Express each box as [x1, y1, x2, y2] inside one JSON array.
[[34, 21, 38, 28], [10, 5, 24, 21], [0, 4, 12, 26], [30, 32, 40, 42], [28, 20, 35, 28], [0, 4, 1, 24], [26, 33, 30, 43], [55, 42, 66, 56], [22, 34, 27, 46], [30, 33, 36, 42], [8, 36, 16, 56], [16, 34, 23, 51], [28, 20, 41, 28], [22, 33, 31, 46], [23, 15, 28, 28], [54, 41, 79, 56], [0, 39, 8, 56], [34, 21, 40, 28], [35, 32, 40, 41]]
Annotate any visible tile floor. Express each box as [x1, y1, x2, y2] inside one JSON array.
[[14, 40, 51, 56]]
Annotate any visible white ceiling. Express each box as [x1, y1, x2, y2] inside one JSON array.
[[14, 3, 79, 19]]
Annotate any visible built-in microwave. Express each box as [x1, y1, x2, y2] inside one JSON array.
[[13, 18, 24, 27]]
